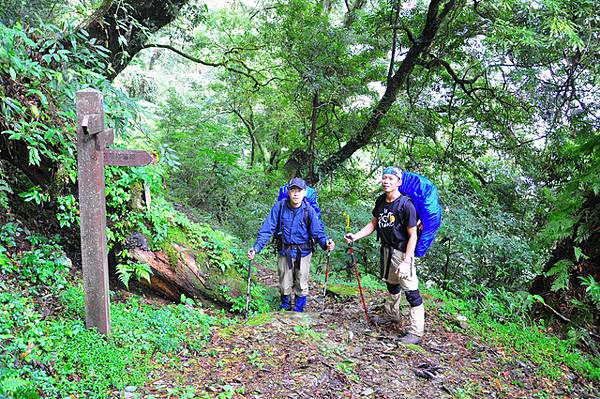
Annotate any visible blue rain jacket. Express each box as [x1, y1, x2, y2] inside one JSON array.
[[253, 199, 329, 257], [278, 185, 321, 220], [398, 171, 442, 257]]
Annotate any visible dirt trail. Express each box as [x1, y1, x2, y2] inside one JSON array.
[[136, 266, 598, 399]]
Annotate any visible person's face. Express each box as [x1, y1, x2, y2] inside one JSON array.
[[288, 187, 306, 207], [381, 173, 401, 193]]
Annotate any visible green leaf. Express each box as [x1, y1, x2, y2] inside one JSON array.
[[117, 35, 128, 47], [139, 271, 151, 284], [27, 146, 41, 166], [30, 104, 40, 118], [546, 260, 573, 292], [574, 247, 589, 262], [116, 264, 132, 289]]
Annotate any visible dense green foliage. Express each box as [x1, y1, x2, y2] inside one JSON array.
[[0, 223, 232, 398], [432, 287, 600, 381], [140, 0, 599, 310], [0, 0, 599, 395]]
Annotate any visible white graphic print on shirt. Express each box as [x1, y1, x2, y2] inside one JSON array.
[[378, 208, 396, 229]]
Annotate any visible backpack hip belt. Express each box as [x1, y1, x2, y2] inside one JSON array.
[[282, 242, 313, 270]]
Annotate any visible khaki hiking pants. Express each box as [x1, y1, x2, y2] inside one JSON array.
[[277, 254, 312, 297], [382, 247, 425, 337]]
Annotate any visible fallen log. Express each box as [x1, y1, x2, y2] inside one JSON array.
[[129, 242, 246, 306]]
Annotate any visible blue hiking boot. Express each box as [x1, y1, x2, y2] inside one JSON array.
[[280, 295, 291, 311], [293, 295, 307, 312]]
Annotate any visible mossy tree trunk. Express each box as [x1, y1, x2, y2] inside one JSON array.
[[129, 243, 247, 305]]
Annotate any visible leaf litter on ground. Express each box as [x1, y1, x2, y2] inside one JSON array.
[[122, 263, 599, 398]]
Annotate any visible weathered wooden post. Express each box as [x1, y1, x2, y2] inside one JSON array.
[[76, 88, 153, 335]]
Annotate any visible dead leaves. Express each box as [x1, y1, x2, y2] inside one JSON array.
[[129, 270, 598, 398]]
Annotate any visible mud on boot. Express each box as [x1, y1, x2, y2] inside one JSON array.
[[401, 333, 422, 345]]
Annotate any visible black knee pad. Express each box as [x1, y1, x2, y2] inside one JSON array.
[[405, 290, 423, 307], [386, 282, 401, 295]]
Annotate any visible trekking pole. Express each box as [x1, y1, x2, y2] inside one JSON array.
[[345, 234, 370, 324], [321, 250, 331, 312], [244, 259, 252, 319]]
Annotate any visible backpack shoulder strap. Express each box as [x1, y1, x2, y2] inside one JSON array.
[[374, 194, 386, 242], [276, 199, 286, 235], [398, 194, 410, 210], [303, 198, 311, 229], [394, 194, 415, 230]]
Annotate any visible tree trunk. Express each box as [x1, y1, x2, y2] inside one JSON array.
[[1, 0, 191, 187], [129, 243, 247, 305], [307, 90, 320, 179], [231, 108, 264, 167], [0, 135, 56, 186], [77, 0, 191, 79], [317, 0, 457, 178]]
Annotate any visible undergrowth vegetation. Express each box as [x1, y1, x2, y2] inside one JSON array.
[[429, 287, 600, 382], [0, 222, 234, 398]]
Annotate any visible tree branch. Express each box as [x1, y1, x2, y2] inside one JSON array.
[[74, 0, 191, 79], [418, 56, 481, 97], [387, 0, 401, 82], [343, 0, 367, 27], [141, 44, 268, 88], [318, 0, 458, 178]]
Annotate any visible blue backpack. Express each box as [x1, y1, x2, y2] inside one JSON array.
[[398, 171, 442, 257]]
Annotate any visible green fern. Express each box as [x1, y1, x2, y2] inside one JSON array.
[[0, 373, 38, 399], [579, 275, 600, 310], [545, 259, 572, 292], [0, 177, 11, 210], [116, 262, 153, 289]]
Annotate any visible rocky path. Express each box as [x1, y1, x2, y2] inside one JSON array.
[[130, 266, 598, 399]]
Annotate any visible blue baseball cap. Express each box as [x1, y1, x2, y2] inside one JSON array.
[[288, 177, 307, 190]]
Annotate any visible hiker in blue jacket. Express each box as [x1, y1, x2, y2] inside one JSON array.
[[248, 178, 335, 312]]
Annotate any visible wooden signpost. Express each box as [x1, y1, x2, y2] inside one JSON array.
[[76, 88, 153, 335]]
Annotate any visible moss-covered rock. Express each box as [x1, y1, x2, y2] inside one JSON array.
[[326, 284, 360, 298]]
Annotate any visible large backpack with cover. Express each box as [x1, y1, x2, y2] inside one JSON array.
[[398, 171, 442, 257]]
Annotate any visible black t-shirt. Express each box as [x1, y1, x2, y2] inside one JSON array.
[[372, 193, 417, 250]]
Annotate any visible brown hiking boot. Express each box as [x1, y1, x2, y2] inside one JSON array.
[[400, 333, 422, 345]]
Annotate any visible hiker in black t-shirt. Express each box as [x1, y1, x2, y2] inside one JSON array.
[[344, 166, 425, 344]]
